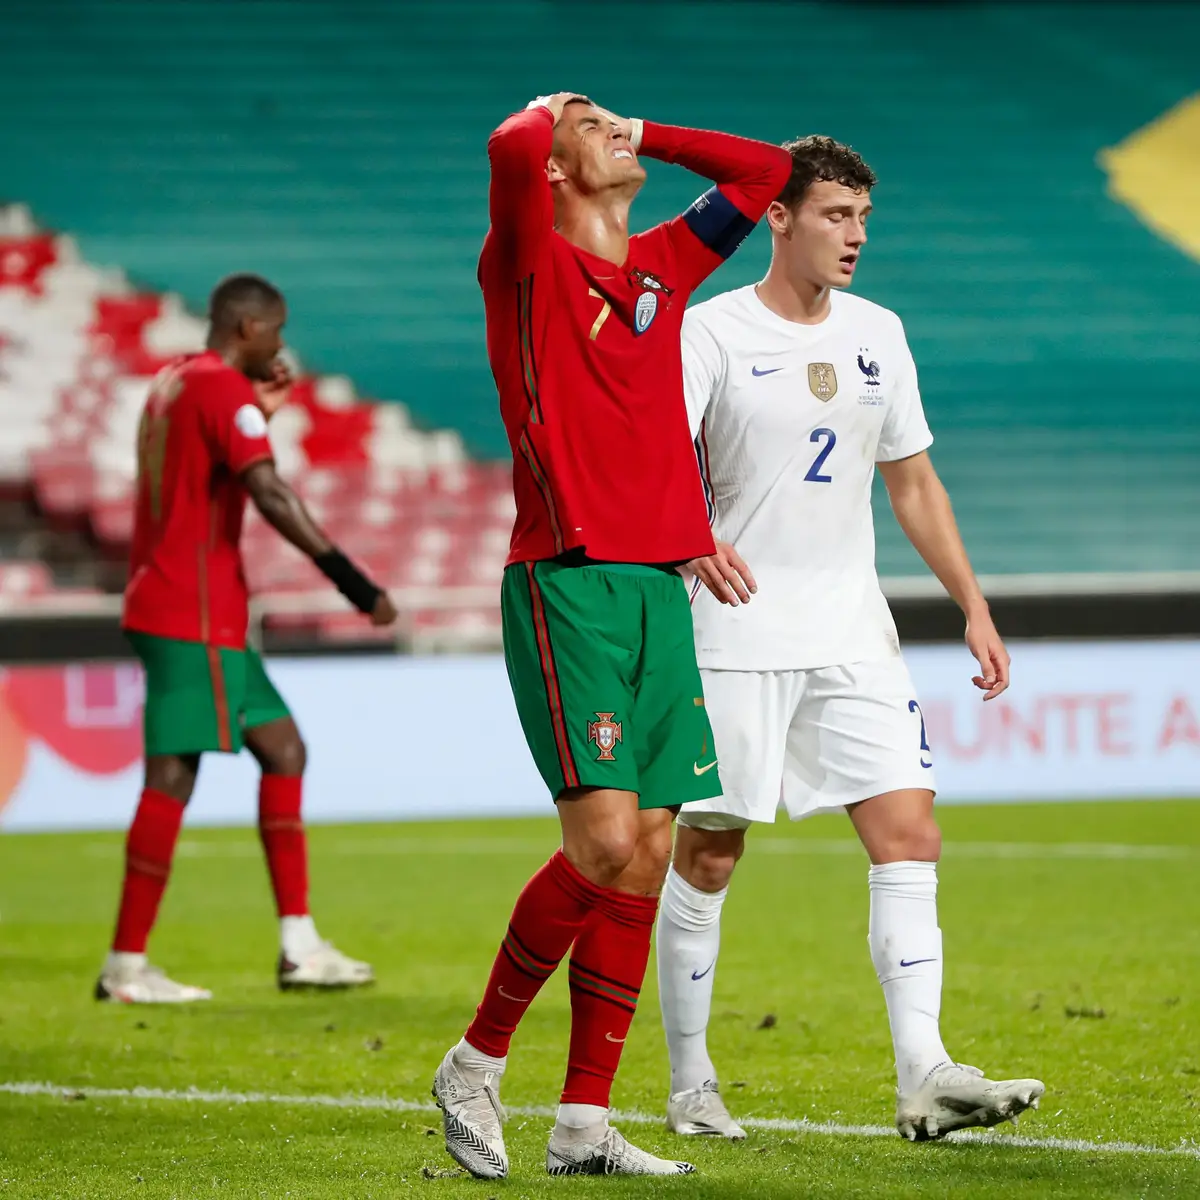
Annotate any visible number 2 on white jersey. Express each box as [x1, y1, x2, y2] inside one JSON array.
[[804, 427, 836, 482]]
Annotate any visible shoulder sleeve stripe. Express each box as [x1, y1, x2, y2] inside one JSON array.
[[682, 187, 756, 261]]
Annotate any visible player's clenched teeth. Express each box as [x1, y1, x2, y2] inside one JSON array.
[[612, 149, 634, 160]]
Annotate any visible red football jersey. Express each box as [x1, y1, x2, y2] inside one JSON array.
[[122, 352, 273, 648], [480, 109, 791, 566]]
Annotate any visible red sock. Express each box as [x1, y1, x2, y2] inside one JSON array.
[[465, 850, 605, 1059], [112, 788, 186, 954], [258, 775, 308, 917], [561, 887, 658, 1107]]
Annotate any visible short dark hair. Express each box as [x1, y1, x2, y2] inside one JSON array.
[[776, 135, 877, 209], [208, 273, 284, 333]]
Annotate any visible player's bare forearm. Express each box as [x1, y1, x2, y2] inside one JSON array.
[[243, 463, 398, 626], [244, 462, 333, 559], [881, 451, 1009, 698], [637, 123, 792, 212], [878, 452, 986, 618]]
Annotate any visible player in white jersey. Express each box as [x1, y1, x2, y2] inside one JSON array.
[[655, 136, 1045, 1142]]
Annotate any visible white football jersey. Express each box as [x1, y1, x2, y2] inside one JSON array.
[[683, 285, 933, 671]]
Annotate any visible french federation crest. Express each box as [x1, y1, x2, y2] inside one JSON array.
[[807, 362, 837, 401], [634, 291, 658, 335], [587, 712, 623, 761]]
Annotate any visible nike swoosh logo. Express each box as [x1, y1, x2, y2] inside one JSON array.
[[691, 961, 715, 981], [751, 366, 783, 377], [693, 760, 719, 776], [498, 986, 531, 1002], [899, 958, 938, 968], [605, 1032, 626, 1044]]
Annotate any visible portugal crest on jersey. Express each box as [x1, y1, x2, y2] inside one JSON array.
[[587, 712, 623, 761], [634, 291, 658, 335], [807, 362, 837, 401]]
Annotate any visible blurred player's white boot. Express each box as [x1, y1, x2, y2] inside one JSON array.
[[276, 942, 374, 989], [276, 915, 373, 989], [896, 1062, 1045, 1141], [432, 1041, 509, 1179], [666, 1081, 746, 1140], [95, 952, 212, 1004], [546, 1113, 696, 1176]]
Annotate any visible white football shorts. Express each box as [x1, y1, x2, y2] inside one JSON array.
[[680, 657, 938, 831]]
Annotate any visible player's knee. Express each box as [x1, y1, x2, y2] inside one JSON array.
[[639, 816, 675, 879], [570, 822, 640, 885], [879, 818, 941, 864], [264, 734, 307, 777], [144, 755, 198, 804], [677, 826, 744, 892]]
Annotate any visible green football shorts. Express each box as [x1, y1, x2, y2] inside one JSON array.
[[501, 559, 721, 809], [128, 632, 292, 757]]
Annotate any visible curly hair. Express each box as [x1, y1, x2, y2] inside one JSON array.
[[776, 135, 877, 208]]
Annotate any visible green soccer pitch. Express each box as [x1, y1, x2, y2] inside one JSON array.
[[1, 801, 1198, 1198]]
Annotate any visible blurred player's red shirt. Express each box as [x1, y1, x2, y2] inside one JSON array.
[[122, 352, 273, 649], [480, 108, 791, 565]]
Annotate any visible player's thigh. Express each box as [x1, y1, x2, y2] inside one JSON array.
[[129, 632, 247, 756], [783, 656, 937, 816], [501, 561, 640, 799], [677, 669, 798, 828], [634, 573, 734, 811]]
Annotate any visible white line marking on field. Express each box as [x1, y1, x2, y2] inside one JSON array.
[[134, 837, 1197, 863], [3, 1081, 1198, 1160]]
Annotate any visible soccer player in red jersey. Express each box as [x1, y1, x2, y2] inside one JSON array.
[[432, 94, 790, 1178], [97, 274, 397, 1004]]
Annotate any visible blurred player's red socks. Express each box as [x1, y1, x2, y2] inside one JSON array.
[[258, 775, 309, 918], [112, 787, 186, 953], [465, 850, 603, 1058], [561, 888, 657, 1107]]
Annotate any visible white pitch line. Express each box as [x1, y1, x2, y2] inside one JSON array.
[[106, 837, 1196, 863], [3, 1081, 1198, 1160]]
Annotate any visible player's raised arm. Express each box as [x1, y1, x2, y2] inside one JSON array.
[[485, 94, 586, 279], [634, 120, 792, 286], [242, 462, 397, 626]]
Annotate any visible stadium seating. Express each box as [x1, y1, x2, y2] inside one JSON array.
[[0, 203, 509, 644], [1, 1, 1198, 580]]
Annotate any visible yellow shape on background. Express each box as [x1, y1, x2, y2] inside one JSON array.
[[1099, 93, 1200, 262]]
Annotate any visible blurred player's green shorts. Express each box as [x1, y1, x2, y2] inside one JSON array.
[[127, 632, 292, 757], [501, 559, 721, 808]]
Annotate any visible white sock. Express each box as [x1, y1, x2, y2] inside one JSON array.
[[868, 861, 951, 1096], [656, 865, 727, 1095], [553, 1103, 608, 1135], [455, 1036, 507, 1077], [105, 950, 146, 974], [280, 914, 321, 962]]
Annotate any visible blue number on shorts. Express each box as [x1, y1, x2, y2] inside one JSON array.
[[803, 428, 836, 482], [909, 700, 933, 769]]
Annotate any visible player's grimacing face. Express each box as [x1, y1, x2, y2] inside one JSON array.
[[549, 104, 645, 194], [776, 181, 872, 289]]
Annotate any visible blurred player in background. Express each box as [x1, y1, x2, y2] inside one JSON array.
[[432, 94, 790, 1179], [656, 138, 1045, 1140], [97, 274, 397, 1004]]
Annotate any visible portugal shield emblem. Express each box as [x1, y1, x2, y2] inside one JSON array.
[[587, 712, 623, 761], [807, 362, 837, 401]]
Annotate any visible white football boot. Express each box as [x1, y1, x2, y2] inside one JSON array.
[[896, 1062, 1045, 1141], [547, 1117, 696, 1176], [94, 955, 212, 1004], [432, 1046, 508, 1179], [666, 1081, 747, 1140], [277, 942, 374, 990]]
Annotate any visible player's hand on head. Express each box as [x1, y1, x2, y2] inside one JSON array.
[[527, 92, 589, 124], [371, 592, 399, 627], [965, 610, 1010, 700], [254, 359, 293, 419], [689, 541, 757, 606]]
